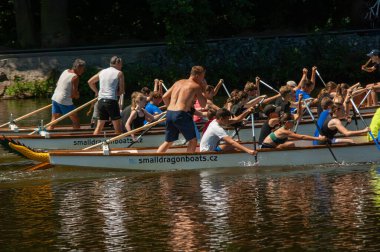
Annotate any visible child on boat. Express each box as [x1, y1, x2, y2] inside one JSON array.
[[200, 108, 257, 155], [125, 93, 155, 141]]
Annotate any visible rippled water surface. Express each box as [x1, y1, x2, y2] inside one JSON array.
[[1, 154, 380, 251], [1, 99, 380, 251]]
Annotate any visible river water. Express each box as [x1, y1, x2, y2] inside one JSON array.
[[1, 99, 380, 251]]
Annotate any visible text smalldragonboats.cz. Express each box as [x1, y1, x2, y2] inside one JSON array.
[[138, 155, 218, 164]]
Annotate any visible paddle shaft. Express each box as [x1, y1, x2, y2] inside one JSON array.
[[358, 89, 372, 108], [162, 83, 168, 92], [315, 70, 327, 87], [28, 98, 98, 135], [83, 117, 167, 150], [127, 113, 167, 148], [0, 104, 52, 128], [303, 100, 339, 163], [251, 113, 257, 162], [350, 98, 380, 150], [222, 82, 231, 98], [259, 80, 280, 94]]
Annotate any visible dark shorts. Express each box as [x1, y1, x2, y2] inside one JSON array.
[[260, 143, 275, 149], [52, 100, 75, 115], [98, 99, 121, 121], [165, 110, 196, 142]]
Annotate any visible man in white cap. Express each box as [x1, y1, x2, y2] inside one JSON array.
[[362, 49, 380, 106]]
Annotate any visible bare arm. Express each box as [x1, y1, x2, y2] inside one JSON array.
[[88, 73, 100, 96], [295, 68, 308, 91], [214, 79, 223, 95], [287, 130, 325, 141], [71, 75, 80, 99], [255, 77, 261, 96], [142, 108, 155, 122], [126, 110, 137, 133], [222, 136, 257, 155], [228, 107, 254, 124], [310, 66, 316, 91], [162, 87, 173, 106], [262, 93, 281, 105], [331, 119, 369, 136], [117, 72, 125, 96], [244, 95, 267, 108], [196, 87, 207, 108]]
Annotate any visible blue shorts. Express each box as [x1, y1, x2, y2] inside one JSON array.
[[214, 146, 222, 152], [52, 100, 75, 115], [165, 110, 196, 142]]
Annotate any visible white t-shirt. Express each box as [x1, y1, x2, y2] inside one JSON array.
[[200, 119, 228, 152]]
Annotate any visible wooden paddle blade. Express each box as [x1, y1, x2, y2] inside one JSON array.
[[25, 162, 54, 171]]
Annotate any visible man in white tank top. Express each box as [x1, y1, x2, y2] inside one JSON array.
[[48, 58, 86, 130], [88, 56, 125, 134]]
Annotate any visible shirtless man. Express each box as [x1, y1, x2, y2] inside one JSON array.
[[157, 66, 207, 153]]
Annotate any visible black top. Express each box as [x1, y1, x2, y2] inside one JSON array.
[[274, 97, 291, 115], [321, 115, 338, 140], [132, 110, 146, 129], [258, 120, 274, 145], [120, 105, 132, 132]]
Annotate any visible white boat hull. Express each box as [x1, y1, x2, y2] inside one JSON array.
[[48, 142, 379, 170], [6, 115, 372, 150]]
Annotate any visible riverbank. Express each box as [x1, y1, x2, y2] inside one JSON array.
[[1, 29, 380, 99]]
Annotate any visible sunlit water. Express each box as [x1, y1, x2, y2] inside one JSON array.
[[1, 99, 380, 251]]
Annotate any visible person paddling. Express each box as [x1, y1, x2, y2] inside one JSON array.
[[200, 108, 257, 155], [157, 66, 207, 153], [261, 117, 326, 149]]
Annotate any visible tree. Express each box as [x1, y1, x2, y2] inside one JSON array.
[[13, 0, 38, 48], [40, 0, 70, 47]]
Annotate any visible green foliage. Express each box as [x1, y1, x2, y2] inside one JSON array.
[[5, 77, 54, 98]]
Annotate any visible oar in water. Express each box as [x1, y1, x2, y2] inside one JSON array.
[[127, 113, 167, 148], [28, 98, 98, 135], [315, 69, 327, 87], [303, 100, 339, 163], [0, 104, 52, 128], [26, 115, 167, 171], [251, 112, 258, 162], [259, 80, 280, 94], [350, 98, 380, 150]]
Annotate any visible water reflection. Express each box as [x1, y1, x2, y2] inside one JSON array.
[[0, 165, 380, 250]]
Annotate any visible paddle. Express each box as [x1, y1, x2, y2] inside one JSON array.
[[83, 116, 167, 150], [315, 70, 327, 87], [0, 104, 52, 128], [222, 81, 231, 98], [126, 113, 167, 148], [28, 98, 97, 135], [303, 100, 339, 163], [358, 89, 372, 108], [350, 98, 380, 150], [161, 83, 169, 92], [26, 114, 167, 171], [293, 98, 314, 133], [259, 80, 280, 94], [251, 112, 258, 162]]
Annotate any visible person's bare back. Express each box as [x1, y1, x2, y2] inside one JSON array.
[[166, 78, 206, 111]]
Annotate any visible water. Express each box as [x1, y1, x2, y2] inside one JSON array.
[[1, 99, 380, 251]]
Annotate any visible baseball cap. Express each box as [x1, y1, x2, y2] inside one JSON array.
[[367, 49, 380, 57], [286, 80, 297, 87], [263, 104, 277, 117]]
